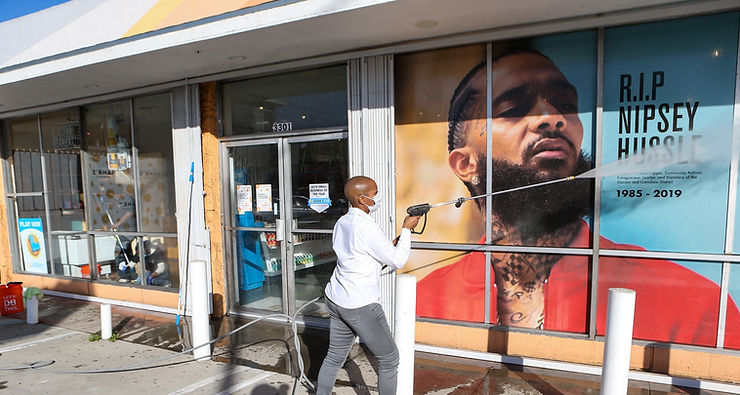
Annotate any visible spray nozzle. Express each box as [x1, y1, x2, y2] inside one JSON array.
[[406, 203, 431, 216], [405, 204, 430, 235]]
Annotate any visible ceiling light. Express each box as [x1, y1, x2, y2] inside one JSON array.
[[259, 105, 264, 110], [414, 19, 438, 29], [84, 84, 99, 89], [228, 55, 247, 61]]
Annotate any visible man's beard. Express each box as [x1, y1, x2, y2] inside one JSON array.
[[466, 152, 593, 238]]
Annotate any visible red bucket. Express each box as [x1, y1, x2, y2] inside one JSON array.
[[0, 282, 24, 315]]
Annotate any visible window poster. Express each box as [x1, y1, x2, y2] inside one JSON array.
[[237, 185, 252, 214], [601, 13, 739, 254], [396, 31, 599, 331], [308, 183, 330, 213], [255, 184, 272, 212], [18, 218, 48, 274], [599, 13, 740, 346], [396, 12, 740, 346]]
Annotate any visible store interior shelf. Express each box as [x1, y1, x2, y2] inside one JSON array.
[[264, 256, 335, 276]]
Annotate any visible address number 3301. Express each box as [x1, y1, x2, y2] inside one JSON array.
[[272, 122, 293, 132]]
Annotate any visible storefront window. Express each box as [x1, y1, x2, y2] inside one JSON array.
[[3, 116, 51, 274], [1, 93, 178, 289], [600, 13, 739, 254], [398, 12, 740, 349], [81, 96, 178, 289], [597, 257, 724, 347], [40, 110, 88, 278], [134, 93, 176, 233], [83, 100, 135, 232], [222, 65, 347, 135]]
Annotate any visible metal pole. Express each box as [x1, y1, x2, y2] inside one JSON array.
[[600, 288, 636, 395], [394, 274, 416, 395], [190, 259, 211, 360], [100, 304, 112, 339]]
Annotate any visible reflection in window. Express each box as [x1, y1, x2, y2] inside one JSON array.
[[223, 65, 347, 135], [141, 236, 178, 288], [83, 101, 136, 232], [134, 94, 176, 233]]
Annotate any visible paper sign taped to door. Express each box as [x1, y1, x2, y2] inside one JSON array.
[[256, 184, 272, 212], [236, 185, 252, 214], [308, 183, 331, 213]]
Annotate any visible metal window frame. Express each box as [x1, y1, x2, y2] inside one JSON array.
[[2, 93, 180, 287], [403, 15, 740, 351]]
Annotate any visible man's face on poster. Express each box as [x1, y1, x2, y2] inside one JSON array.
[[455, 53, 584, 181], [449, 52, 592, 229]]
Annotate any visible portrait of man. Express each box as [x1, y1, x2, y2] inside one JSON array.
[[402, 42, 740, 348]]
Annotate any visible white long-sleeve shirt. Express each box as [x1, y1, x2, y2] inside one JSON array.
[[325, 207, 412, 309]]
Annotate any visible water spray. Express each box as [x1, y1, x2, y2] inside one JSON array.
[[407, 174, 591, 234], [405, 143, 706, 234]]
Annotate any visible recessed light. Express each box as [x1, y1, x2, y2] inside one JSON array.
[[414, 19, 438, 29], [84, 84, 99, 89], [228, 55, 247, 61]]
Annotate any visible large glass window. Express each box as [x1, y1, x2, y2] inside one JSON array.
[[2, 93, 178, 290], [3, 116, 51, 274], [396, 11, 740, 349], [134, 94, 176, 233], [222, 65, 348, 135], [40, 109, 88, 278]]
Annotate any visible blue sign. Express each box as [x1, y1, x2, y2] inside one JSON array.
[[18, 218, 48, 274]]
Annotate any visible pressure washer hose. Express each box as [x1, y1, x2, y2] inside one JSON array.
[[0, 295, 322, 391]]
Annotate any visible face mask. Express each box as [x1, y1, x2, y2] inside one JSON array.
[[361, 191, 381, 213]]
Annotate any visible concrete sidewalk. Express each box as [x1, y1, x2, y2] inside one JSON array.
[[1, 295, 737, 394]]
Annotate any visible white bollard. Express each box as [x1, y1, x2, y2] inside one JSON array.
[[600, 288, 636, 395], [26, 297, 39, 324], [100, 304, 112, 339], [190, 260, 211, 360], [394, 274, 417, 395]]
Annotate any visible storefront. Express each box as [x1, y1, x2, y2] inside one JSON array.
[[2, 92, 183, 307], [1, 0, 739, 385], [220, 65, 349, 317]]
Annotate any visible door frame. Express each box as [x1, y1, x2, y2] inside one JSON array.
[[220, 130, 348, 316]]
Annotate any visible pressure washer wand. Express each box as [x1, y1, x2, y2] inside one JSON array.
[[406, 175, 576, 234]]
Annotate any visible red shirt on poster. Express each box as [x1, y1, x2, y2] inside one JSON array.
[[416, 221, 740, 349]]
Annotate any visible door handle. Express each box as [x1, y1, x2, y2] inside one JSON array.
[[275, 219, 284, 242]]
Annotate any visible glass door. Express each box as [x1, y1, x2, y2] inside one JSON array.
[[227, 140, 285, 312], [283, 133, 348, 316], [225, 132, 348, 317]]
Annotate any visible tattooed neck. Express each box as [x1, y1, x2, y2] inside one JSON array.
[[490, 218, 582, 328]]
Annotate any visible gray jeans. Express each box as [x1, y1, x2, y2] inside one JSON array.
[[316, 298, 399, 395]]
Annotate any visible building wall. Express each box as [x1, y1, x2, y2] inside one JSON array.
[[417, 322, 740, 383], [199, 81, 227, 317]]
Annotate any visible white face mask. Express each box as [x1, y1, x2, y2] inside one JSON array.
[[361, 191, 381, 213]]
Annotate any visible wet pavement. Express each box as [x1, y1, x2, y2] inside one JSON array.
[[1, 295, 738, 394]]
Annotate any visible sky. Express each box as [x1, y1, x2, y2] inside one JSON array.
[[0, 0, 69, 24]]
